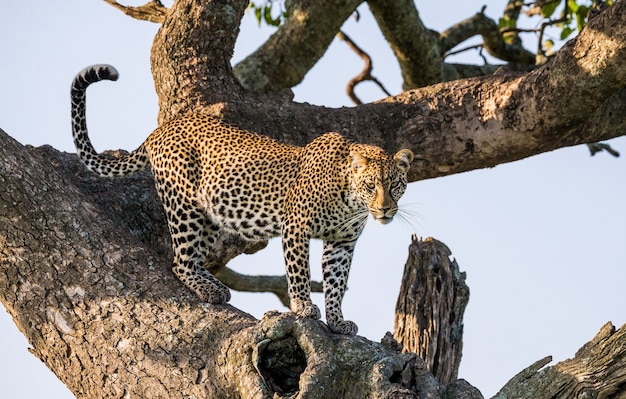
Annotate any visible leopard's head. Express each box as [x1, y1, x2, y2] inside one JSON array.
[[348, 147, 414, 225]]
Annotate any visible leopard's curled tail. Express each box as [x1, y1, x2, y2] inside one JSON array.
[[71, 64, 149, 177]]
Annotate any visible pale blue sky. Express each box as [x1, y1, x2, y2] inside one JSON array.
[[0, 1, 624, 398]]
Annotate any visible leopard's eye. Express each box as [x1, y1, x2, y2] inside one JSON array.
[[390, 180, 400, 189], [365, 182, 376, 191]]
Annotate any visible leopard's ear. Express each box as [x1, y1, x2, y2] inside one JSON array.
[[394, 149, 414, 173], [348, 151, 368, 174]]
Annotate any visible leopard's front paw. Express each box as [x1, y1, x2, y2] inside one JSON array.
[[195, 282, 231, 304], [290, 299, 321, 320], [328, 319, 358, 335]]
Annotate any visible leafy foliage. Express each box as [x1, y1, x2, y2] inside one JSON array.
[[541, 0, 613, 40], [249, 0, 288, 27]]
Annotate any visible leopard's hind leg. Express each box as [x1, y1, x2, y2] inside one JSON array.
[[161, 190, 230, 303]]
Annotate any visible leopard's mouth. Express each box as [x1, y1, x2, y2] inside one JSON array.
[[374, 215, 394, 225]]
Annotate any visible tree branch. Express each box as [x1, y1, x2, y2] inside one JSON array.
[[337, 30, 392, 105], [394, 237, 469, 385], [366, 0, 442, 89], [215, 266, 323, 308], [440, 11, 535, 64], [150, 0, 626, 180], [3, 130, 624, 397], [495, 322, 626, 398], [232, 0, 362, 93], [501, 0, 525, 45], [587, 142, 620, 157], [102, 0, 168, 23], [147, 0, 626, 184]]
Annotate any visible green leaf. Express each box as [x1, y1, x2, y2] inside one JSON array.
[[576, 6, 589, 31], [560, 26, 575, 40], [567, 0, 579, 13], [254, 6, 262, 26], [498, 17, 516, 29], [541, 1, 560, 18], [263, 5, 282, 27]]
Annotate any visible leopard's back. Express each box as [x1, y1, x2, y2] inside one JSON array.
[[143, 114, 303, 240]]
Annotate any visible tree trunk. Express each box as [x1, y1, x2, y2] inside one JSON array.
[[394, 237, 469, 386]]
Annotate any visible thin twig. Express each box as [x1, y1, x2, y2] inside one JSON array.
[[337, 30, 393, 105], [444, 43, 484, 58], [587, 142, 621, 157], [537, 0, 570, 59]]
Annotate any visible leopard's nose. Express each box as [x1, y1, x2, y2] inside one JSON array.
[[378, 206, 395, 216], [378, 206, 391, 214]]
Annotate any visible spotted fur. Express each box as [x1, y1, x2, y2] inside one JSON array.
[[71, 64, 414, 335]]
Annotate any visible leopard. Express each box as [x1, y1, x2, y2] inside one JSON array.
[[71, 64, 414, 335]]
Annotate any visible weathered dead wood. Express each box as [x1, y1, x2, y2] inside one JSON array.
[[394, 236, 469, 386], [494, 322, 626, 399]]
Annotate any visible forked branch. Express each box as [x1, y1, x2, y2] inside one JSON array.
[[440, 10, 535, 64], [337, 31, 393, 105]]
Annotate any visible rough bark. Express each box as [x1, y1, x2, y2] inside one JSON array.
[[366, 0, 443, 89], [394, 237, 469, 386]]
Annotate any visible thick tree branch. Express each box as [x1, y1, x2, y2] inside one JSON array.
[[150, 0, 625, 183], [367, 0, 442, 89], [232, 0, 362, 93], [440, 11, 535, 64], [151, 0, 250, 124], [103, 0, 168, 23]]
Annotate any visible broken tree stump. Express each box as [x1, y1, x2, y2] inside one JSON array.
[[394, 236, 470, 385]]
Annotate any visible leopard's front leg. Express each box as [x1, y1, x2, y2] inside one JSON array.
[[282, 225, 321, 320], [321, 238, 359, 335]]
